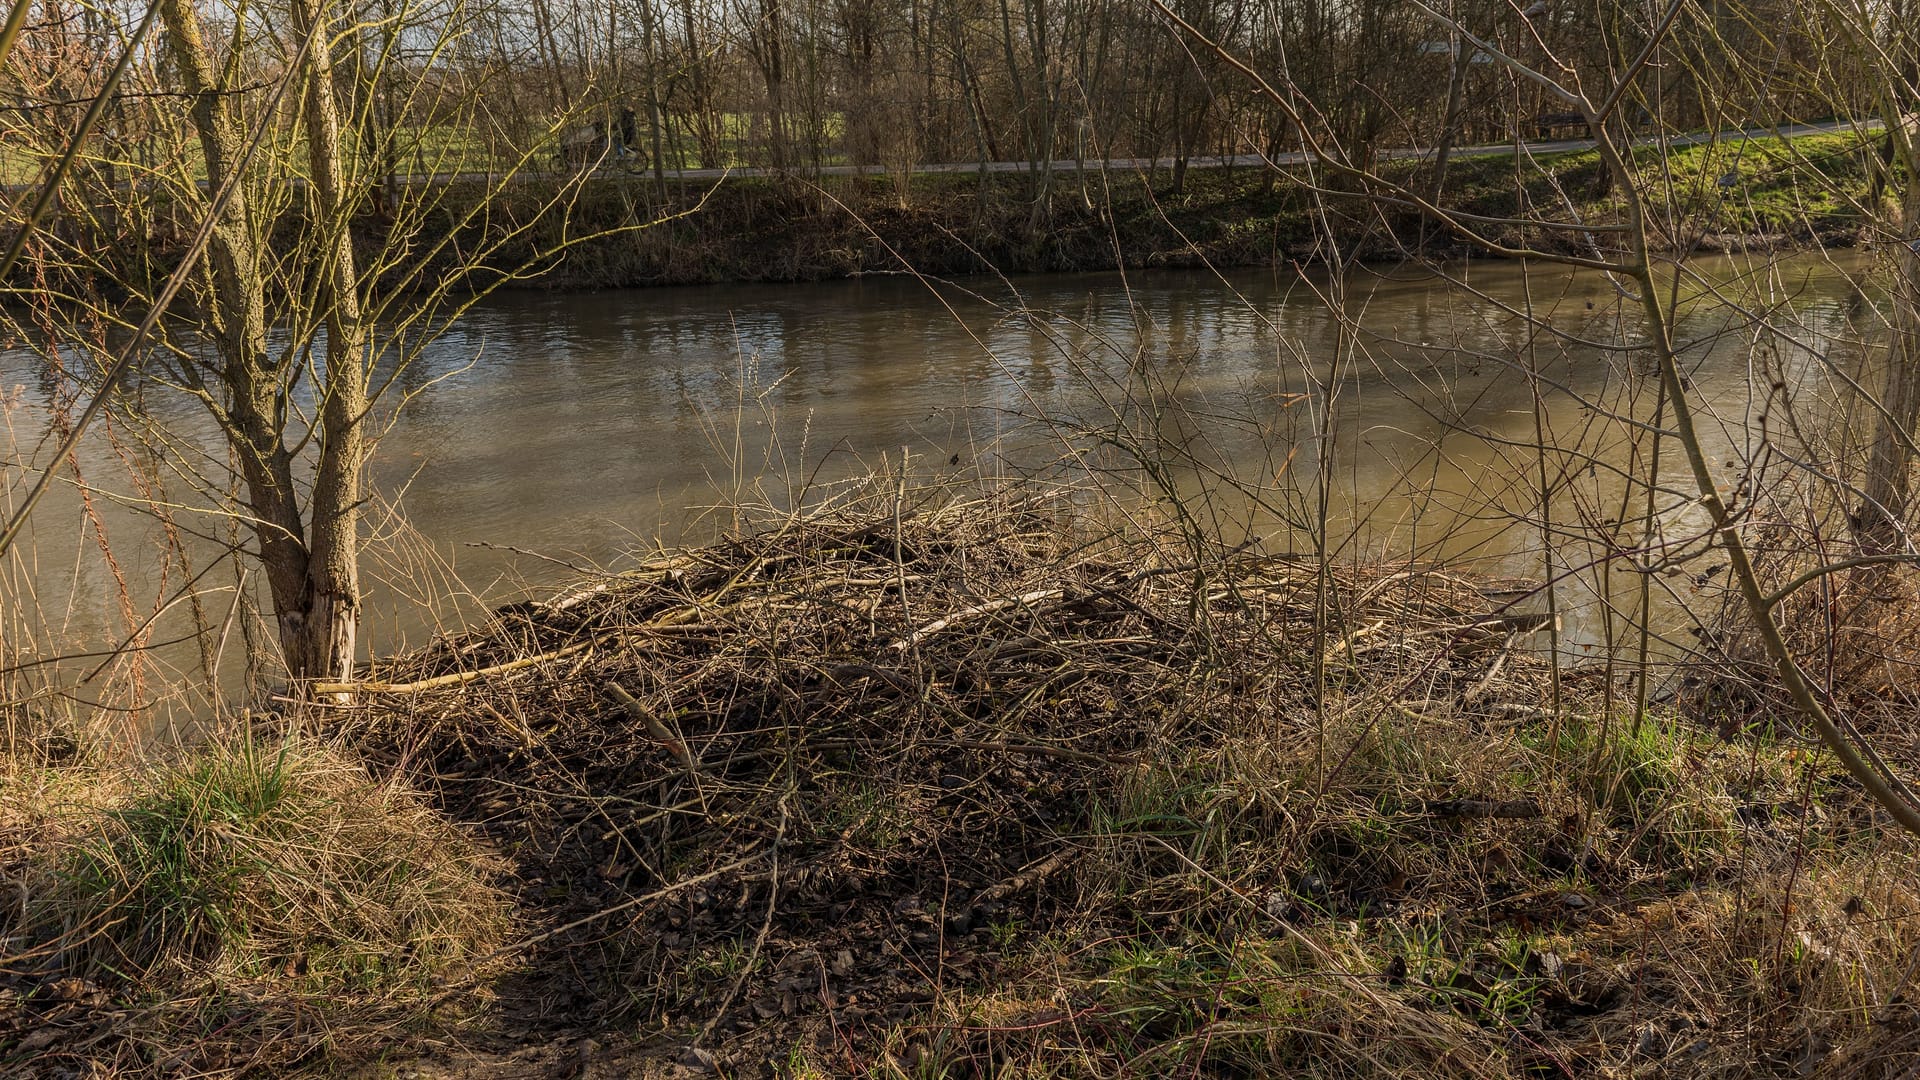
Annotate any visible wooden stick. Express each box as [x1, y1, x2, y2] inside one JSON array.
[[315, 574, 772, 696], [442, 849, 767, 987], [807, 736, 1124, 767], [1420, 797, 1543, 819], [311, 637, 598, 696], [888, 588, 1063, 651], [971, 849, 1073, 907], [609, 680, 700, 777]]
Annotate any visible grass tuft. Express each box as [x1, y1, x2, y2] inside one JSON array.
[[42, 740, 506, 989], [4, 738, 509, 1072]]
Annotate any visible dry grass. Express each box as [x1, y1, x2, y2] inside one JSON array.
[[910, 702, 1920, 1079], [0, 738, 510, 1074], [9, 483, 1920, 1076], [302, 482, 1920, 1078]]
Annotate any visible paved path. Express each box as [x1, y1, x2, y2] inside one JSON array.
[[1, 119, 1876, 195], [418, 119, 1870, 187]]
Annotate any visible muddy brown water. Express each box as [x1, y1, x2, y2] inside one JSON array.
[[0, 252, 1881, 728]]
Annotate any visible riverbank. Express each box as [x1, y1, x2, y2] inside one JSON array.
[[412, 131, 1881, 290], [21, 130, 1882, 302], [7, 483, 1919, 1077]]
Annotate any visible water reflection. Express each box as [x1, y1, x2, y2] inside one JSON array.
[[0, 251, 1884, 725]]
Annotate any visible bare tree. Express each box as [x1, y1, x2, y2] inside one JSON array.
[[0, 0, 668, 696]]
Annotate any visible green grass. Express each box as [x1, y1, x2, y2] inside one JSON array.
[[1627, 131, 1883, 232], [32, 739, 507, 993], [1415, 127, 1883, 240], [820, 776, 918, 850], [900, 682, 1889, 1078]]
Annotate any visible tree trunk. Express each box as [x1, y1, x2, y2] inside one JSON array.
[[636, 0, 670, 194], [1853, 75, 1920, 550], [1428, 32, 1470, 209], [288, 0, 368, 689], [760, 0, 788, 170], [1857, 201, 1920, 549], [155, 0, 364, 691], [680, 0, 720, 169]]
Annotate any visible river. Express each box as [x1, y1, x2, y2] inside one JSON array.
[[0, 251, 1880, 729]]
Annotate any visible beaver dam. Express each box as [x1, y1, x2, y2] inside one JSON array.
[[7, 485, 1920, 1078]]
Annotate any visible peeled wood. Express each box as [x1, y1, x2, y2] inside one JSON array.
[[888, 588, 1065, 651], [309, 638, 598, 697]]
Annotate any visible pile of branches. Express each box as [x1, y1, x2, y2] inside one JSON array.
[[330, 486, 1554, 1068]]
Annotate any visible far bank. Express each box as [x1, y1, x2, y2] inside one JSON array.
[[395, 133, 1881, 291], [20, 131, 1881, 300]]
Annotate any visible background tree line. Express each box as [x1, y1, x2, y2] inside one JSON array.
[[3, 0, 1896, 200]]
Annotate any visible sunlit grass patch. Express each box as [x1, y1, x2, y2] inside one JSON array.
[[903, 661, 1920, 1075], [1, 738, 509, 1071], [35, 740, 506, 991], [1627, 130, 1879, 232]]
